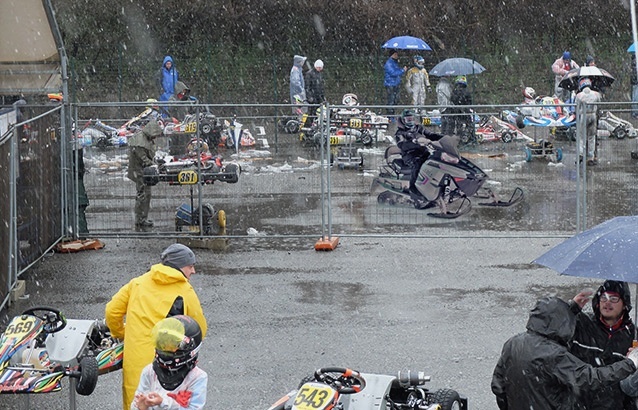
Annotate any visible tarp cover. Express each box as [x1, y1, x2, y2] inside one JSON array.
[[0, 0, 61, 95]]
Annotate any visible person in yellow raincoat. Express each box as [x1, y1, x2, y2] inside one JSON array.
[[105, 243, 208, 410]]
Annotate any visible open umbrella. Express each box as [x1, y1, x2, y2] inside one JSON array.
[[381, 36, 432, 51], [629, 43, 636, 53], [429, 57, 486, 77], [533, 215, 638, 322], [558, 66, 615, 91]]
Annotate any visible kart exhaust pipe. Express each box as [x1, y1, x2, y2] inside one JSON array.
[[397, 370, 430, 387]]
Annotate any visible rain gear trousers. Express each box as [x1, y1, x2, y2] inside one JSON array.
[[127, 121, 161, 224], [106, 263, 207, 410], [491, 297, 636, 410]]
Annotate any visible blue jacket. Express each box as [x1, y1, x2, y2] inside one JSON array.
[[384, 57, 404, 87], [159, 55, 179, 101]]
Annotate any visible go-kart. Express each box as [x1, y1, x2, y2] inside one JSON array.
[[145, 143, 241, 186], [267, 367, 467, 410], [475, 115, 533, 144], [597, 110, 638, 139], [502, 95, 576, 141], [300, 102, 389, 147], [0, 307, 123, 396]]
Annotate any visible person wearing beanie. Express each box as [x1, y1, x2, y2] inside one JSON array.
[[569, 280, 636, 409], [551, 50, 579, 102], [105, 243, 207, 410], [305, 59, 325, 105]]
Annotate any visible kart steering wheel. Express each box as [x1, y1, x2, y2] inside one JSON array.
[[314, 367, 366, 394], [22, 306, 67, 334]]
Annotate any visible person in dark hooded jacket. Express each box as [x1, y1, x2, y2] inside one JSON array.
[[491, 296, 637, 410], [569, 280, 637, 410]]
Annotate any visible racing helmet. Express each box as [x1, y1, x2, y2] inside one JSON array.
[[579, 77, 592, 91], [151, 315, 203, 390], [455, 75, 467, 86], [401, 109, 416, 128], [523, 87, 536, 100], [415, 56, 425, 68], [342, 93, 359, 106]]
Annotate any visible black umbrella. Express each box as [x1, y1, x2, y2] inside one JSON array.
[[558, 66, 615, 91]]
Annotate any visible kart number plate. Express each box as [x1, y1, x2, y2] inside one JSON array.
[[421, 117, 431, 125], [185, 122, 197, 133], [329, 136, 342, 145], [5, 316, 38, 337], [178, 170, 199, 184], [292, 383, 337, 410], [349, 118, 362, 128]]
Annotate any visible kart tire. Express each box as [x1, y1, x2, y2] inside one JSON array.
[[360, 130, 373, 146], [201, 123, 213, 136], [76, 356, 99, 396], [524, 146, 533, 162], [223, 163, 240, 183], [285, 119, 300, 134], [515, 115, 525, 129], [613, 126, 628, 139], [431, 388, 462, 410], [501, 131, 514, 143], [555, 147, 563, 162]]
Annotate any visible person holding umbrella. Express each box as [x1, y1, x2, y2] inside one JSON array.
[[491, 296, 637, 410], [570, 280, 636, 410], [384, 49, 407, 117], [552, 51, 579, 102]]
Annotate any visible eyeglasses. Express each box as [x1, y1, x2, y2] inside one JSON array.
[[600, 293, 621, 303]]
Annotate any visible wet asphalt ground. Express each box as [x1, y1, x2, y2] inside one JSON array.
[[3, 122, 638, 409], [1, 235, 608, 410]]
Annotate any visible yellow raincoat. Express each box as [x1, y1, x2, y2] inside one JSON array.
[[105, 263, 207, 410]]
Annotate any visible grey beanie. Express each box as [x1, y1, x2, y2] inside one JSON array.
[[160, 244, 196, 269]]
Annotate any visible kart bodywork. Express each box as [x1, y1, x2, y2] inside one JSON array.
[[0, 307, 122, 396], [267, 367, 468, 410]]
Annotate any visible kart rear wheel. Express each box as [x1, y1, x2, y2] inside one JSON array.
[[285, 119, 300, 134], [431, 388, 462, 410], [76, 356, 99, 396], [201, 123, 213, 136], [613, 126, 628, 139]]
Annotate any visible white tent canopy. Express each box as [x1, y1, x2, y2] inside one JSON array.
[[0, 0, 61, 95]]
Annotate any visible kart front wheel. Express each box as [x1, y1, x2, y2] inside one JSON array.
[[217, 210, 227, 230], [431, 388, 462, 410], [75, 356, 99, 396], [555, 147, 563, 163]]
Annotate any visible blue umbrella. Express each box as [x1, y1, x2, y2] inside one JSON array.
[[533, 216, 638, 283], [381, 36, 432, 51], [629, 43, 635, 53]]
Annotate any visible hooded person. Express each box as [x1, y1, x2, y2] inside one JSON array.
[[290, 55, 307, 113], [127, 120, 163, 228], [569, 280, 636, 410], [492, 296, 636, 410], [158, 55, 179, 102], [105, 243, 207, 410]]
